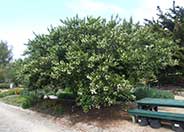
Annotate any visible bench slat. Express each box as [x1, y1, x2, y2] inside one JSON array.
[[137, 98, 184, 108], [128, 109, 184, 122]]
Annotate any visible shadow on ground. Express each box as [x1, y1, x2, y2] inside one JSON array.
[[30, 99, 174, 131], [31, 99, 132, 128]]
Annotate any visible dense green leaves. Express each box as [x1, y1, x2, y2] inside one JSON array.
[[0, 41, 12, 81], [22, 16, 176, 112], [145, 1, 184, 77], [0, 41, 12, 66], [7, 59, 24, 85]]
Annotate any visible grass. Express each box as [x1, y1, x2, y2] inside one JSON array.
[[0, 94, 65, 116], [0, 95, 26, 107], [0, 88, 26, 107], [0, 88, 23, 98], [0, 88, 71, 116]]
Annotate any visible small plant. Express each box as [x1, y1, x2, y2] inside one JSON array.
[[21, 96, 38, 109], [134, 87, 174, 100], [21, 93, 40, 109]]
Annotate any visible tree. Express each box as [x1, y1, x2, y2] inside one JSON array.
[[6, 59, 24, 85], [0, 41, 12, 66], [145, 1, 184, 83], [22, 16, 176, 112], [0, 41, 12, 82]]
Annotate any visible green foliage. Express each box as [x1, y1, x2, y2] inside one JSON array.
[[56, 90, 75, 100], [0, 95, 26, 107], [145, 1, 184, 80], [21, 96, 33, 109], [21, 16, 176, 112], [7, 59, 25, 85], [134, 87, 174, 100], [0, 89, 38, 109], [0, 88, 23, 98], [0, 40, 12, 66], [0, 41, 13, 82], [0, 83, 10, 89], [21, 93, 40, 109]]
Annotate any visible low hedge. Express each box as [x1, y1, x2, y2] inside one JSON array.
[[0, 83, 10, 89], [0, 88, 23, 98], [134, 87, 174, 100]]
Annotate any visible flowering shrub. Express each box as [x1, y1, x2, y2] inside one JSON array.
[[22, 16, 176, 112]]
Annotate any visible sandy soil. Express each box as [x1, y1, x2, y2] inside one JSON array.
[[54, 107, 173, 132], [0, 102, 76, 132], [54, 96, 184, 132]]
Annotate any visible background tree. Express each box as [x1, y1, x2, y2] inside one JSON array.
[[0, 41, 12, 66], [0, 41, 12, 82], [145, 1, 184, 85], [6, 59, 24, 85]]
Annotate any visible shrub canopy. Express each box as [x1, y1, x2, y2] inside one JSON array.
[[22, 16, 176, 112]]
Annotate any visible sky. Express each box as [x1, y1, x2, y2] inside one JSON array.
[[0, 0, 184, 59]]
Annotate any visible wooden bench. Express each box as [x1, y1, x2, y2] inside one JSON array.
[[128, 98, 184, 130]]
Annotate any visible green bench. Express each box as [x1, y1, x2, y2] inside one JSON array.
[[136, 98, 184, 108], [128, 98, 184, 131], [128, 109, 184, 122]]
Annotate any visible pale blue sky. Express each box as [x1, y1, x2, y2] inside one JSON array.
[[0, 0, 183, 59]]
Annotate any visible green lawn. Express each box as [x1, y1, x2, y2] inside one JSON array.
[[0, 95, 25, 107]]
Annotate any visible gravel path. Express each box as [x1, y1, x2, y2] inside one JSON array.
[[0, 102, 75, 132]]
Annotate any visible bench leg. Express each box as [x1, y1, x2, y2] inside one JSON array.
[[131, 116, 136, 123]]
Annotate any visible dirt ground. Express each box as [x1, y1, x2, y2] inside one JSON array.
[[52, 97, 184, 132], [0, 102, 76, 132], [1, 93, 183, 132]]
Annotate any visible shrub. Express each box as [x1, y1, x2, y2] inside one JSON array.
[[21, 96, 33, 109], [21, 95, 39, 109], [21, 16, 176, 112], [134, 87, 174, 100], [20, 90, 41, 109], [0, 83, 10, 89]]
